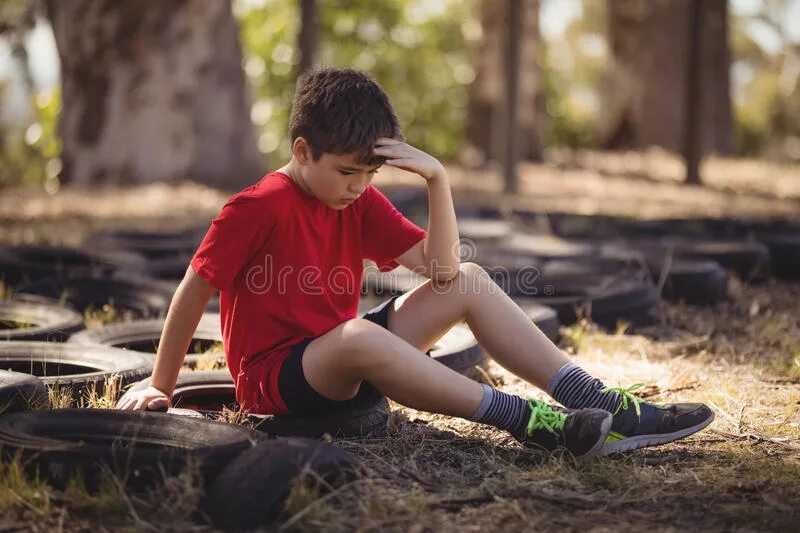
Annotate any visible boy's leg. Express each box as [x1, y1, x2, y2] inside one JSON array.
[[386, 262, 570, 390], [301, 317, 484, 418], [385, 262, 714, 453], [300, 316, 612, 456]]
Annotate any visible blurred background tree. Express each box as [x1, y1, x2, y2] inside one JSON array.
[[45, 0, 263, 188], [0, 0, 799, 190]]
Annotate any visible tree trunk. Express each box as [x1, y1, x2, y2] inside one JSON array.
[[297, 0, 319, 76], [464, 0, 541, 167], [46, 0, 263, 189], [599, 0, 732, 156]]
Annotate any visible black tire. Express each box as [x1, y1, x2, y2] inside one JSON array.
[[0, 408, 260, 491], [609, 238, 770, 283], [121, 370, 390, 439], [429, 324, 487, 375], [16, 277, 173, 320], [113, 256, 221, 313], [68, 314, 224, 368], [758, 233, 800, 280], [663, 238, 770, 282], [0, 370, 48, 413], [88, 228, 202, 259], [649, 258, 728, 305], [0, 300, 85, 341], [516, 301, 561, 341], [512, 274, 663, 330], [114, 254, 192, 289], [200, 437, 358, 530], [122, 370, 239, 412], [255, 396, 391, 439], [0, 245, 145, 286], [0, 341, 153, 401]]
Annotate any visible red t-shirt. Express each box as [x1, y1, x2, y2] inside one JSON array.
[[191, 171, 427, 414]]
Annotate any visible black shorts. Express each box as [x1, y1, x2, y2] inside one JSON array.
[[276, 296, 399, 416]]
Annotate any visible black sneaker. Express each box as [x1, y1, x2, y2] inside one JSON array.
[[514, 399, 612, 458], [598, 384, 715, 455]]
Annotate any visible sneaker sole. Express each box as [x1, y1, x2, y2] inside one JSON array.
[[598, 411, 715, 456], [581, 412, 614, 459]]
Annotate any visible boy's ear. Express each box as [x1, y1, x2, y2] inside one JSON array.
[[292, 137, 312, 164]]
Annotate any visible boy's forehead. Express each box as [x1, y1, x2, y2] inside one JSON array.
[[328, 151, 381, 169]]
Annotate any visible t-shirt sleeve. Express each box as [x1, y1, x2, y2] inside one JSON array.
[[191, 194, 273, 292], [362, 186, 427, 272]]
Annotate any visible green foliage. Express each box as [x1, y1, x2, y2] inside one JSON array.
[[539, 62, 595, 149], [538, 0, 603, 149], [730, 4, 800, 159], [236, 0, 471, 163], [0, 89, 62, 189]]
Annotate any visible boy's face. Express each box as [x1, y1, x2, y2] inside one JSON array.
[[299, 148, 381, 210]]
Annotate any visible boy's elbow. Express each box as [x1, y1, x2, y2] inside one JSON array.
[[429, 261, 461, 282]]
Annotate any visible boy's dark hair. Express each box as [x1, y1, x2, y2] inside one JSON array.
[[289, 68, 402, 165]]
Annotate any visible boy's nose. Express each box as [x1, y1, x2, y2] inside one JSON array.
[[349, 177, 370, 194]]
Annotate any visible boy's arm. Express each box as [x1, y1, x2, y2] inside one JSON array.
[[374, 138, 461, 281], [116, 267, 216, 410]]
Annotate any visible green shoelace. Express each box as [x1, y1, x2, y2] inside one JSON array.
[[525, 399, 567, 436], [600, 382, 646, 417]]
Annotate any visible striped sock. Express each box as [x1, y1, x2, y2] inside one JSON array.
[[468, 384, 529, 435], [546, 362, 621, 412]]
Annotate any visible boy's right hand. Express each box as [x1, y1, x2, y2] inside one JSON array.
[[115, 385, 170, 411]]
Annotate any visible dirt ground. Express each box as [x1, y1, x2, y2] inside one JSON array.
[[1, 155, 799, 531]]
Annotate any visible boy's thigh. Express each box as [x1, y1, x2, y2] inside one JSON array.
[[278, 338, 383, 416], [385, 281, 466, 353], [280, 318, 387, 414]]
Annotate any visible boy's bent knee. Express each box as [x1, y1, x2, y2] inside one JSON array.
[[458, 261, 486, 279], [338, 318, 391, 351]]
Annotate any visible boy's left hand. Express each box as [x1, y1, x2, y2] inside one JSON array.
[[374, 138, 446, 182]]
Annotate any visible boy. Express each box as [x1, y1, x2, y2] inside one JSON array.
[[117, 68, 713, 458]]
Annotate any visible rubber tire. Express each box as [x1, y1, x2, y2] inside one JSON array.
[[758, 233, 800, 280], [113, 254, 193, 290], [0, 300, 85, 341], [16, 277, 173, 320], [68, 314, 224, 367], [123, 370, 239, 412], [428, 323, 487, 375], [515, 301, 561, 341], [0, 245, 145, 286], [121, 371, 392, 439], [610, 238, 771, 283], [0, 341, 153, 401], [0, 370, 48, 413], [113, 256, 221, 313], [200, 437, 358, 530], [88, 228, 202, 259], [648, 258, 728, 305], [511, 274, 663, 330], [0, 408, 260, 491]]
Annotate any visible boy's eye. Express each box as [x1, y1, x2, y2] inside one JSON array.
[[338, 169, 379, 176]]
